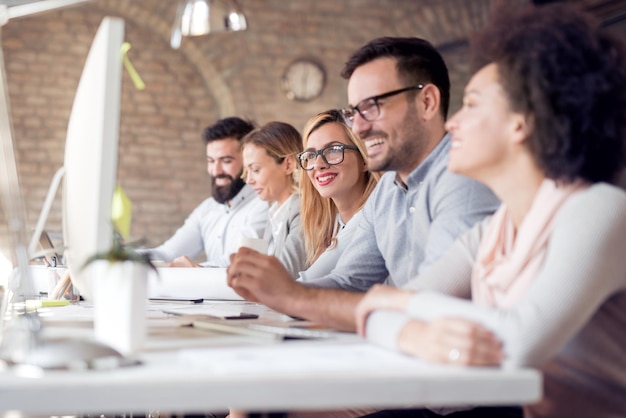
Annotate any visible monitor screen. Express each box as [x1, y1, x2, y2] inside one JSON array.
[[62, 17, 124, 300]]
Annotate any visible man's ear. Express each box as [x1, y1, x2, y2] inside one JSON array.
[[419, 84, 441, 121]]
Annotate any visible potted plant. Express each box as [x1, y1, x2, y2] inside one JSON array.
[[82, 232, 157, 355]]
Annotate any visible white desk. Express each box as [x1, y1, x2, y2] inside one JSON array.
[[0, 302, 542, 415]]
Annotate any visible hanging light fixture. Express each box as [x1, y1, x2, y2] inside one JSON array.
[[171, 0, 248, 49]]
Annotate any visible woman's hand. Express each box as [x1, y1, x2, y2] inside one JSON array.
[[227, 247, 299, 308], [399, 318, 504, 367], [355, 284, 414, 336]]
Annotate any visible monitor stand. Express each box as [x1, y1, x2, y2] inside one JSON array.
[[0, 312, 138, 370], [14, 338, 138, 370]]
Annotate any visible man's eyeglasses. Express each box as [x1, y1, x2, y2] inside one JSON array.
[[340, 85, 424, 127], [297, 144, 359, 171]]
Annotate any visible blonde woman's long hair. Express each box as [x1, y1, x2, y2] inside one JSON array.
[[300, 110, 380, 265]]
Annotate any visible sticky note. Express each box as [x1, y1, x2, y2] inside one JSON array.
[[112, 185, 132, 239], [25, 299, 70, 309]]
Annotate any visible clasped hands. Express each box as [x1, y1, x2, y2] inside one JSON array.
[[226, 249, 504, 367], [355, 284, 504, 367]]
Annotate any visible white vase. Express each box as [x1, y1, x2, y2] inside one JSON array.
[[91, 260, 148, 355]]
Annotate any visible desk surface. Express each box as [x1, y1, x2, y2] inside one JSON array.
[[0, 301, 542, 415]]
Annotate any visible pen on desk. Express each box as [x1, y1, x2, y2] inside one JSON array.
[[149, 297, 204, 304]]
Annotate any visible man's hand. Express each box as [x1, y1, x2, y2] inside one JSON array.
[[355, 284, 413, 336], [167, 256, 201, 268], [228, 247, 366, 331], [227, 247, 299, 311]]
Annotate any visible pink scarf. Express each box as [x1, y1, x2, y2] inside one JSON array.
[[472, 179, 588, 308]]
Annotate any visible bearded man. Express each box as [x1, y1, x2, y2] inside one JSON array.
[[146, 117, 268, 267]]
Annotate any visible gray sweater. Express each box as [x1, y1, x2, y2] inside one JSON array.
[[264, 193, 307, 279], [367, 183, 626, 418]]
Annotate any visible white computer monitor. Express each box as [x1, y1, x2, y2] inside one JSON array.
[[62, 17, 124, 300]]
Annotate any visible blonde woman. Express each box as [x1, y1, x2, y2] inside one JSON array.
[[232, 110, 379, 284], [229, 111, 380, 418], [297, 109, 379, 280], [241, 121, 306, 279]]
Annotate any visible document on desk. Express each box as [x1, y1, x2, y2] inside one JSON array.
[[162, 303, 333, 340], [179, 343, 438, 375], [192, 318, 337, 340], [148, 267, 243, 301], [161, 302, 261, 320]]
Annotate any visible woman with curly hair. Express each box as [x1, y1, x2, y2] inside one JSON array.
[[356, 3, 626, 418]]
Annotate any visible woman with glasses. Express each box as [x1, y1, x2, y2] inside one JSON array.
[[356, 4, 626, 418], [241, 121, 307, 279], [297, 109, 379, 280], [228, 110, 379, 418], [235, 110, 379, 288]]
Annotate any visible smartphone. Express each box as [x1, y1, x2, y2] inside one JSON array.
[[149, 297, 204, 304]]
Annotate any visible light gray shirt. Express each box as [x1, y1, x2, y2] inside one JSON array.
[[146, 184, 269, 267], [264, 193, 307, 279], [303, 134, 500, 291], [298, 211, 363, 282], [367, 183, 626, 418]]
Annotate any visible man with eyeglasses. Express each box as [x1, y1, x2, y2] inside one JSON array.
[[228, 37, 499, 331], [227, 36, 516, 418]]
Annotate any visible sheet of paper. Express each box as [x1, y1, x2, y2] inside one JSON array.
[[178, 343, 443, 375], [158, 301, 260, 319], [148, 267, 243, 301], [33, 303, 94, 321]]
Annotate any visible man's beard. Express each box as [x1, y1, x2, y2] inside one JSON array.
[[211, 173, 246, 204], [365, 101, 426, 173]]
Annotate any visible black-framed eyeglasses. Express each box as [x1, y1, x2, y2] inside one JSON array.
[[340, 85, 424, 127], [297, 144, 359, 171]]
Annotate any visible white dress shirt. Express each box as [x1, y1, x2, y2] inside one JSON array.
[[146, 184, 269, 267]]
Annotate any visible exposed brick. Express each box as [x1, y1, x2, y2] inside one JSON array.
[[1, 0, 620, 264]]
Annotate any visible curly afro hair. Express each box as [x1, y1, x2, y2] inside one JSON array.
[[471, 3, 626, 184]]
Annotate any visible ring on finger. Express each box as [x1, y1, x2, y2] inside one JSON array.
[[448, 348, 461, 362]]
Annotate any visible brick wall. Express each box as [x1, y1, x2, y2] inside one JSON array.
[[0, 0, 520, 264]]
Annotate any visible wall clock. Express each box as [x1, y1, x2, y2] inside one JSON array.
[[281, 58, 326, 102]]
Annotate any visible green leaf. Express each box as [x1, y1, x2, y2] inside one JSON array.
[[81, 230, 158, 274]]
